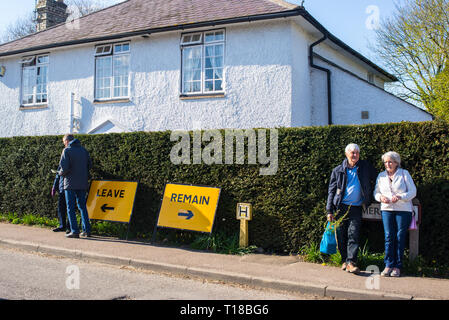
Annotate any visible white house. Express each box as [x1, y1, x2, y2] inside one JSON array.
[[0, 0, 432, 137]]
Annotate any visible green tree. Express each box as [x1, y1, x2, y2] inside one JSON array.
[[428, 68, 449, 121], [373, 0, 449, 115]]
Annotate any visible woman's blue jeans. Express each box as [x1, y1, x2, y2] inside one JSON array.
[[381, 210, 412, 269], [65, 189, 91, 234]]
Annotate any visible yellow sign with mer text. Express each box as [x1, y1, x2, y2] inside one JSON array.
[[87, 180, 139, 223], [157, 183, 221, 233]]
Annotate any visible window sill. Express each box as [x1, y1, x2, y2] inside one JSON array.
[[93, 98, 131, 104], [20, 104, 48, 110], [180, 93, 225, 100]]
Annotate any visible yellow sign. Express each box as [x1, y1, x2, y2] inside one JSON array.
[[87, 180, 138, 223], [157, 183, 221, 233]]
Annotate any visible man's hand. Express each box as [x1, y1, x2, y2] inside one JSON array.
[[380, 195, 390, 203], [51, 188, 56, 197]]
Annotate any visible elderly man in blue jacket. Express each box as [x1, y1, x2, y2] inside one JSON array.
[[58, 134, 92, 238], [326, 143, 377, 274]]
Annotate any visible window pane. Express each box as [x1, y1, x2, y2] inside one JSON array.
[[214, 68, 223, 80], [205, 31, 224, 43], [205, 46, 215, 57], [95, 56, 112, 99], [22, 67, 36, 104], [182, 47, 202, 93], [203, 44, 223, 92], [193, 81, 201, 92], [205, 69, 213, 81], [113, 54, 130, 97], [205, 33, 215, 43], [205, 81, 213, 92], [36, 66, 48, 95], [37, 55, 49, 64], [215, 31, 224, 41], [181, 35, 191, 44], [181, 33, 202, 45], [192, 34, 202, 42]]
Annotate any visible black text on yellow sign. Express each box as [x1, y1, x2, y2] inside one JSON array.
[[157, 183, 221, 233], [87, 180, 138, 223]]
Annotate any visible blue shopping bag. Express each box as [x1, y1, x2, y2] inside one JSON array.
[[319, 222, 337, 254]]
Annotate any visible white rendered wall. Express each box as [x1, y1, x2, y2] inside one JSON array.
[[0, 20, 296, 138], [291, 21, 313, 127], [0, 18, 433, 138], [310, 56, 433, 126]]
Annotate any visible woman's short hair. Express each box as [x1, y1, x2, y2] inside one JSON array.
[[382, 151, 401, 167], [345, 143, 360, 154]]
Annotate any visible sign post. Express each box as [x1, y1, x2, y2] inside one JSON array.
[[236, 203, 252, 248], [362, 199, 421, 261], [86, 180, 139, 240], [152, 183, 221, 242]]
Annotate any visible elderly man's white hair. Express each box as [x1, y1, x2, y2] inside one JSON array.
[[345, 143, 360, 153]]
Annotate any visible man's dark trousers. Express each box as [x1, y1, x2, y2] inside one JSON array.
[[335, 204, 362, 264], [57, 191, 70, 231]]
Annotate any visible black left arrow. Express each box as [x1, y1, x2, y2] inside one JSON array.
[[101, 204, 114, 212]]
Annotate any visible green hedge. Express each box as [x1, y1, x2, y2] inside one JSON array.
[[0, 121, 448, 264]]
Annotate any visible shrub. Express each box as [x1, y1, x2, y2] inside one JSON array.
[[0, 121, 448, 265]]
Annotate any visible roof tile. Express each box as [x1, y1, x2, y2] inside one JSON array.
[[0, 0, 298, 56]]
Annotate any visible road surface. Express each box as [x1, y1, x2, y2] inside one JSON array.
[[0, 246, 327, 300]]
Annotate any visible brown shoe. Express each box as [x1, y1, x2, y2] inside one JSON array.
[[341, 262, 348, 271], [346, 263, 360, 274]]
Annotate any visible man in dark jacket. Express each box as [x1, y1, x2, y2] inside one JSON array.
[[51, 165, 70, 233], [58, 134, 92, 238], [326, 143, 377, 274]]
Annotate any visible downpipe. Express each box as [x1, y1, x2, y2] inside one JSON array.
[[309, 35, 332, 125]]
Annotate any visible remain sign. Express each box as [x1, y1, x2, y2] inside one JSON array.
[[156, 183, 221, 233]]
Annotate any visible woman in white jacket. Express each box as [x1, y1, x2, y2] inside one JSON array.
[[374, 151, 417, 277]]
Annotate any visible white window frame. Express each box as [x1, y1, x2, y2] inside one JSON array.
[[20, 54, 49, 106], [180, 29, 225, 95], [94, 42, 130, 101]]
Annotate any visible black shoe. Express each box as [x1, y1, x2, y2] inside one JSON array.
[[80, 232, 91, 238], [65, 232, 80, 238], [53, 227, 65, 232]]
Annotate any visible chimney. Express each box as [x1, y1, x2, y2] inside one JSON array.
[[36, 0, 69, 32]]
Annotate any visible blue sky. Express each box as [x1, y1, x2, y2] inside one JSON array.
[[0, 0, 398, 66]]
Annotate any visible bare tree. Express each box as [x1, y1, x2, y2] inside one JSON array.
[[0, 0, 110, 44], [1, 12, 37, 43]]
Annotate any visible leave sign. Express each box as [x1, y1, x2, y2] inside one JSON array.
[[87, 180, 138, 223], [157, 183, 221, 233]]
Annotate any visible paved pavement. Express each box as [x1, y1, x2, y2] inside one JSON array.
[[1, 222, 448, 300]]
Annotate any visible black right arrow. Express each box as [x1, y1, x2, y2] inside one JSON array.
[[101, 204, 115, 213]]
